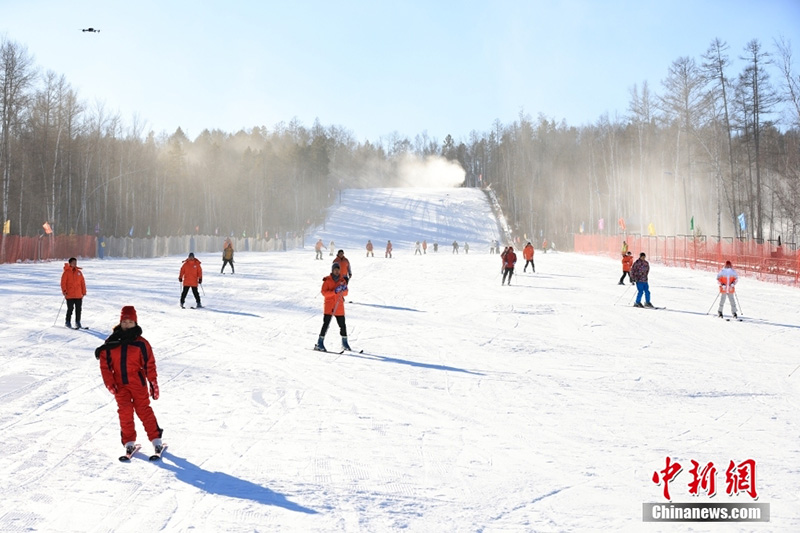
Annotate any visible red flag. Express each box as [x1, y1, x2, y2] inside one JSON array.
[[618, 217, 626, 231], [43, 221, 53, 234]]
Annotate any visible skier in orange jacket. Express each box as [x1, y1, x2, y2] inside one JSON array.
[[61, 257, 87, 328], [179, 253, 203, 308], [522, 242, 535, 273], [619, 251, 633, 285], [315, 262, 351, 352]]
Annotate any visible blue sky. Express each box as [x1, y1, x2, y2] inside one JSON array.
[[3, 0, 799, 142]]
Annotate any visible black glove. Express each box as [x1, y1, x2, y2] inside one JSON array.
[[198, 278, 202, 284]]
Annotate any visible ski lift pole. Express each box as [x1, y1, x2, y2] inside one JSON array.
[[706, 293, 720, 315]]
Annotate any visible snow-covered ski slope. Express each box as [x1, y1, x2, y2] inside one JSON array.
[[1, 187, 799, 533], [313, 187, 501, 251]]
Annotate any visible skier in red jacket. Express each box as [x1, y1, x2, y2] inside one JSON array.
[[502, 246, 517, 285], [95, 306, 164, 457]]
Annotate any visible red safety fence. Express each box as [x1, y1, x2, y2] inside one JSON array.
[[574, 234, 800, 288], [0, 235, 97, 264]]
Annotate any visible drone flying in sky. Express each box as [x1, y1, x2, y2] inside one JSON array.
[[81, 28, 100, 33]]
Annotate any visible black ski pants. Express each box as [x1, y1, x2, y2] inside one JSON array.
[[66, 298, 83, 322], [180, 286, 201, 305], [221, 259, 234, 273], [320, 314, 347, 337]]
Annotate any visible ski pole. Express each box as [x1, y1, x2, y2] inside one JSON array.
[[200, 283, 205, 296], [54, 298, 65, 326], [706, 293, 720, 315], [789, 363, 800, 378], [614, 284, 633, 306], [734, 293, 743, 316]]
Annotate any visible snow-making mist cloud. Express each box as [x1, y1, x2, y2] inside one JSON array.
[[394, 154, 465, 188]]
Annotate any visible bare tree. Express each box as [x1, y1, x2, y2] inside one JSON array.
[[0, 38, 35, 233]]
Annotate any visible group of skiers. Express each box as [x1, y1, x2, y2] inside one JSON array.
[[61, 233, 743, 458], [62, 242, 239, 458], [618, 240, 738, 317]]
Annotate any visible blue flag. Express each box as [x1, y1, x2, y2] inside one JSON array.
[[737, 213, 746, 231]]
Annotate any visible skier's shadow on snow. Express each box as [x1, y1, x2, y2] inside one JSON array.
[[195, 308, 262, 318], [154, 452, 317, 514], [345, 351, 484, 375], [348, 301, 423, 312]]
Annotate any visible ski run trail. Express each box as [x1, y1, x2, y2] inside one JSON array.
[[1, 187, 799, 533]]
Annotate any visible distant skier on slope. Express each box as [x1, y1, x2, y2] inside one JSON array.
[[221, 240, 234, 274], [61, 257, 87, 329], [452, 241, 459, 254], [179, 253, 203, 308], [334, 249, 352, 280], [95, 305, 164, 458], [415, 241, 422, 255], [315, 262, 351, 352], [522, 242, 535, 273], [315, 239, 326, 260], [366, 240, 374, 257], [385, 240, 393, 258], [716, 260, 738, 319], [502, 246, 517, 286], [619, 251, 633, 285], [630, 252, 654, 308]]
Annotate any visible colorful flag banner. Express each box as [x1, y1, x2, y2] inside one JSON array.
[[579, 222, 584, 234], [129, 226, 134, 237], [43, 222, 52, 234], [598, 218, 605, 230], [3, 219, 10, 234], [690, 216, 694, 231], [738, 213, 746, 231], [648, 223, 656, 236], [618, 217, 626, 231]]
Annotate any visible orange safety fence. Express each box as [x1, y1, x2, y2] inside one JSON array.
[[0, 235, 97, 264], [574, 234, 800, 288]]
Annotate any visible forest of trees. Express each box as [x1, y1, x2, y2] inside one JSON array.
[[2, 35, 799, 248]]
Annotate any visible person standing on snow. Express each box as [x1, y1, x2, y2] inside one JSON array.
[[329, 240, 335, 256], [315, 262, 351, 352], [315, 239, 326, 260], [422, 240, 427, 254], [501, 246, 517, 285], [619, 251, 633, 285], [385, 240, 393, 258], [522, 242, 535, 273], [221, 240, 235, 274], [95, 305, 164, 457], [179, 252, 203, 309], [630, 252, 653, 308], [452, 241, 459, 254], [716, 260, 738, 318], [366, 240, 374, 257], [61, 257, 87, 329], [334, 249, 352, 280]]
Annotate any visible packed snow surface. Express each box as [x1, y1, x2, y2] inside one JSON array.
[[1, 188, 799, 532]]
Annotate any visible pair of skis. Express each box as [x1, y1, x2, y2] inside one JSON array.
[[118, 443, 168, 462], [312, 346, 364, 354]]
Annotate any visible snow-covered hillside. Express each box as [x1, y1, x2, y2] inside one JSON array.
[[1, 188, 799, 532]]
